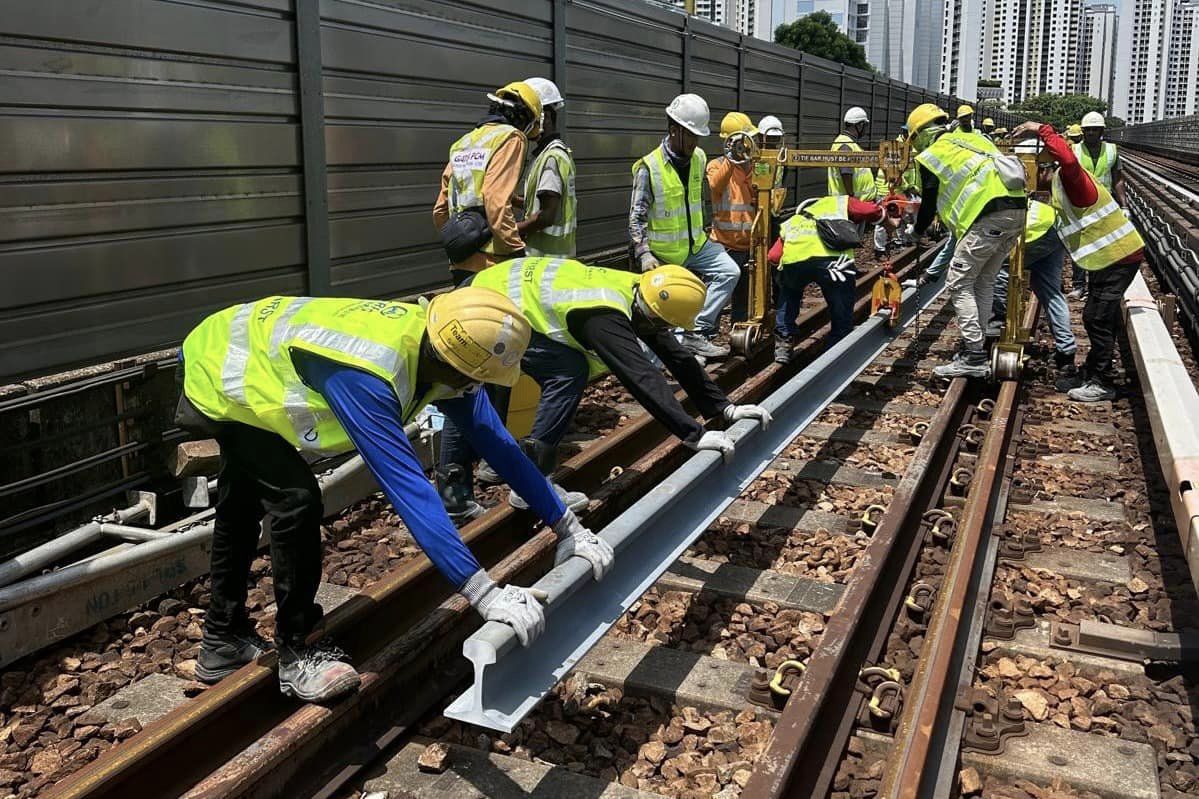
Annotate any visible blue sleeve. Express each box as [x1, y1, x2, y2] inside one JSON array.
[[294, 352, 483, 589], [438, 389, 566, 525]]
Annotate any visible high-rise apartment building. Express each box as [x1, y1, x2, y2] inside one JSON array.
[[1114, 0, 1172, 122], [865, 0, 942, 89], [1077, 4, 1118, 107], [1166, 0, 1199, 117], [940, 0, 982, 98], [977, 0, 1082, 104]]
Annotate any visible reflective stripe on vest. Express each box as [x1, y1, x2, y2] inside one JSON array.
[[634, 145, 707, 263], [182, 297, 450, 454], [448, 123, 521, 255], [827, 134, 879, 200], [710, 156, 756, 248], [779, 196, 853, 267], [472, 257, 639, 378], [1025, 199, 1056, 245], [1074, 141, 1117, 190], [916, 130, 1021, 239], [1051, 174, 1144, 271], [523, 140, 577, 258]]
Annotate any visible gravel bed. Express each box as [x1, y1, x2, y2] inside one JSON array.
[[687, 519, 865, 583], [782, 438, 916, 477]]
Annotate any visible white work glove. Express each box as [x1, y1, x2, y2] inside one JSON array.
[[639, 253, 661, 273], [461, 570, 548, 647], [552, 508, 615, 581], [902, 278, 918, 289], [723, 403, 773, 429], [904, 223, 916, 238], [826, 260, 856, 283], [693, 430, 735, 461]]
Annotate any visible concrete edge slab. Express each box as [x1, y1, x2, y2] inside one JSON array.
[[988, 620, 1145, 678], [1010, 496, 1128, 524], [659, 556, 844, 615], [87, 672, 193, 727], [1017, 547, 1131, 584]]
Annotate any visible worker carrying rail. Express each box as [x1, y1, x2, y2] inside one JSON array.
[[907, 103, 1028, 379], [175, 289, 614, 703], [439, 258, 773, 513], [1011, 119, 1146, 402]]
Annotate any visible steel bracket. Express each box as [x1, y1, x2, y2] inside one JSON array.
[[997, 529, 1042, 561], [1050, 619, 1199, 663], [960, 688, 1028, 754], [983, 596, 1036, 640]]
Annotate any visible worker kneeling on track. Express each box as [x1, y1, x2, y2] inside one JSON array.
[[175, 288, 614, 703], [437, 258, 773, 517], [769, 195, 885, 365], [907, 103, 1028, 379]]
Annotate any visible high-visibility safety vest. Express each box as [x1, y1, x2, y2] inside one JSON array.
[[633, 145, 708, 263], [1025, 199, 1056, 245], [779, 196, 853, 267], [709, 157, 756, 251], [1051, 174, 1144, 271], [827, 134, 879, 200], [1074, 141, 1118, 190], [523, 140, 577, 258], [899, 135, 920, 193], [448, 123, 523, 255], [181, 297, 455, 455], [472, 257, 639, 378], [915, 130, 1024, 239]]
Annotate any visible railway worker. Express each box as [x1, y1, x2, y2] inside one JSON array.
[[516, 78, 576, 259], [443, 259, 772, 511], [769, 196, 885, 364], [1011, 120, 1145, 402], [981, 117, 997, 140], [758, 114, 789, 241], [177, 289, 614, 702], [708, 112, 759, 324], [907, 103, 1027, 379], [1066, 124, 1084, 145], [829, 106, 879, 202], [1069, 112, 1127, 300], [434, 82, 542, 285], [956, 104, 976, 134], [630, 93, 741, 362]]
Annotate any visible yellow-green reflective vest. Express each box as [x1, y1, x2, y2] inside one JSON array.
[[1051, 175, 1143, 271], [472, 257, 639, 378], [448, 123, 522, 255], [828, 134, 879, 200], [915, 130, 1024, 239], [633, 145, 707, 263], [181, 297, 454, 455], [779, 196, 853, 266], [1025, 199, 1056, 245], [1074, 141, 1118, 190], [523, 141, 577, 258], [898, 135, 920, 192]]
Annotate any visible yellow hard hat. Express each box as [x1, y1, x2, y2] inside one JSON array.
[[982, 117, 996, 129], [994, 127, 1008, 136], [956, 104, 974, 118], [720, 111, 758, 139], [425, 287, 531, 388], [1066, 123, 1083, 138], [907, 103, 949, 135], [488, 81, 543, 134], [638, 265, 707, 330]]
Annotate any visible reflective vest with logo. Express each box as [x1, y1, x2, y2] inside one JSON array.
[[633, 145, 707, 263], [448, 123, 522, 255], [1025, 199, 1056, 245], [915, 130, 1023, 239], [828, 134, 879, 200], [181, 297, 453, 455], [1074, 141, 1118, 190], [1051, 174, 1143, 271], [779, 196, 853, 267], [523, 140, 577, 258], [710, 156, 756, 251], [472, 257, 639, 378]]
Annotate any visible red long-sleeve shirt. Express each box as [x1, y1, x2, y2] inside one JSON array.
[[768, 199, 883, 265]]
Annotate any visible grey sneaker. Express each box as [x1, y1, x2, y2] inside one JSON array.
[[510, 483, 590, 512], [278, 640, 361, 702], [986, 320, 1004, 338], [774, 334, 794, 365], [195, 628, 271, 683], [933, 350, 990, 379], [1068, 380, 1116, 402], [475, 461, 502, 485], [681, 333, 730, 360]]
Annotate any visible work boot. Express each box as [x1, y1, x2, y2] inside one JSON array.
[[774, 333, 794, 365], [1053, 353, 1083, 392], [681, 333, 730, 360], [985, 319, 1004, 338], [435, 464, 484, 524], [1066, 287, 1086, 300], [933, 349, 990, 379], [476, 461, 502, 485], [277, 640, 361, 703], [1068, 380, 1116, 403], [509, 483, 591, 512], [195, 627, 271, 684], [507, 437, 589, 511]]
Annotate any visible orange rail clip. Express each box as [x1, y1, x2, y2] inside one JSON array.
[[871, 265, 903, 326]]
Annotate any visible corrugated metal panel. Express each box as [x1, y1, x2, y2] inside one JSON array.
[[1, 0, 1001, 383], [1111, 116, 1199, 164]]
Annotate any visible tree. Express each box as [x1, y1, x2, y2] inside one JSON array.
[[774, 13, 871, 71], [1007, 93, 1109, 131]]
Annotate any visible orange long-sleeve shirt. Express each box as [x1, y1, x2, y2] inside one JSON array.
[[706, 156, 756, 251]]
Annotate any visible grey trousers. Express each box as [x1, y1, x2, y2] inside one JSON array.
[[945, 208, 1026, 351]]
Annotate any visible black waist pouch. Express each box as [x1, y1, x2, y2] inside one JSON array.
[[440, 208, 493, 264]]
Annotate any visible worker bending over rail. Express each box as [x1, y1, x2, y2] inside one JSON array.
[[1011, 120, 1145, 402], [175, 289, 614, 703], [437, 258, 772, 514]]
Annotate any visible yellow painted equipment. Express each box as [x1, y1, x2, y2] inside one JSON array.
[[505, 374, 541, 439], [870, 268, 903, 325]]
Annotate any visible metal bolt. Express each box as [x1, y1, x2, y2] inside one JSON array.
[[1048, 754, 1068, 766], [1053, 626, 1072, 644], [1118, 745, 1136, 756], [113, 699, 130, 709], [695, 681, 708, 689]]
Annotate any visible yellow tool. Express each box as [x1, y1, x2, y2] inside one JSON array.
[[990, 143, 1044, 380], [725, 134, 913, 355]]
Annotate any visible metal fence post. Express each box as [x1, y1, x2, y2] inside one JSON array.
[[682, 15, 691, 93], [295, 1, 331, 296], [737, 34, 745, 110], [553, 0, 567, 131]]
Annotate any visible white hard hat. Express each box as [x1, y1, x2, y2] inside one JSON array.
[[524, 77, 564, 108], [1080, 111, 1105, 129], [759, 115, 784, 136], [666, 93, 711, 137], [844, 106, 870, 125]]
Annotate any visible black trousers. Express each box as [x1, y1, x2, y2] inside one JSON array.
[[727, 248, 752, 323], [208, 421, 324, 646], [1081, 261, 1139, 386]]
